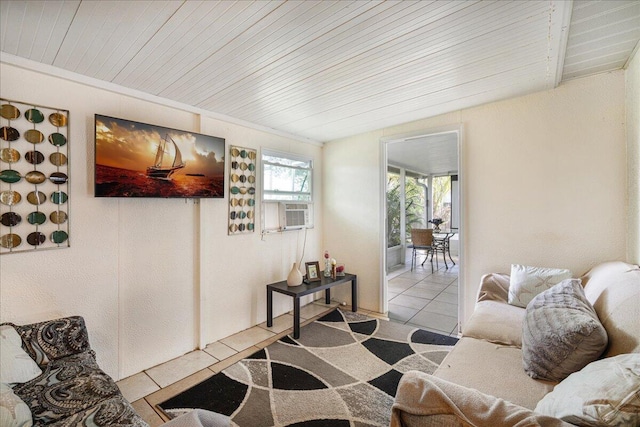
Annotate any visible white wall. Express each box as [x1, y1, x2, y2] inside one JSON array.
[[322, 132, 384, 311], [323, 71, 628, 324], [0, 63, 323, 380], [627, 50, 640, 265]]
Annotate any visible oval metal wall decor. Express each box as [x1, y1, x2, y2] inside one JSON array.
[[0, 98, 70, 254], [50, 210, 67, 224], [25, 171, 46, 184], [27, 211, 46, 225], [0, 233, 21, 249], [0, 190, 21, 206], [49, 152, 67, 166], [0, 104, 20, 120], [0, 170, 21, 183], [51, 191, 68, 204], [25, 108, 44, 123], [26, 191, 46, 205], [48, 133, 67, 146], [49, 112, 67, 127], [26, 231, 46, 246], [24, 129, 45, 144], [50, 230, 68, 244], [0, 126, 20, 141], [228, 145, 257, 235], [0, 212, 21, 227], [0, 148, 20, 163], [25, 151, 45, 165], [49, 172, 68, 184]]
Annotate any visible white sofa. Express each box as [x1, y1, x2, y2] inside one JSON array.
[[391, 261, 640, 426]]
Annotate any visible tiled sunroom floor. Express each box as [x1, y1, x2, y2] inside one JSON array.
[[387, 249, 460, 336]]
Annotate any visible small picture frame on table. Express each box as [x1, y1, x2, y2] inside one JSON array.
[[305, 261, 321, 282]]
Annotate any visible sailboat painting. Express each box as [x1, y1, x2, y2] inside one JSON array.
[[95, 115, 225, 198], [146, 134, 185, 179]]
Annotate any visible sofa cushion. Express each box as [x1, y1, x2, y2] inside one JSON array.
[[580, 261, 640, 357], [391, 371, 572, 427], [12, 351, 119, 425], [14, 316, 90, 367], [476, 272, 510, 303], [0, 382, 33, 427], [508, 264, 571, 308], [462, 300, 525, 347], [433, 337, 556, 410], [522, 279, 608, 382], [535, 353, 640, 427]]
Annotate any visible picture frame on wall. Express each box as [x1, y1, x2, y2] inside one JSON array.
[[305, 261, 321, 282]]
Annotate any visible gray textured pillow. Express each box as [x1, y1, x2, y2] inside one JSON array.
[[522, 279, 608, 382]]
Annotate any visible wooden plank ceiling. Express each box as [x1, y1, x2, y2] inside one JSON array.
[[1, 0, 639, 143]]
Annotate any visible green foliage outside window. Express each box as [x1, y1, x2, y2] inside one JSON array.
[[387, 173, 426, 248], [262, 153, 312, 201], [432, 176, 451, 229]]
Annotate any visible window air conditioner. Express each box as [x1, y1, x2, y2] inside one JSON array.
[[279, 202, 311, 230]]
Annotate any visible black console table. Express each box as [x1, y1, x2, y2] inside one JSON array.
[[267, 273, 358, 339]]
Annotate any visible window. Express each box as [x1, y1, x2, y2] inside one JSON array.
[[386, 167, 428, 248], [432, 175, 452, 229], [262, 150, 312, 201], [386, 169, 401, 248]]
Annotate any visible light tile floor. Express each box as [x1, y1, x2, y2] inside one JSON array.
[[387, 249, 459, 336], [117, 302, 387, 426]]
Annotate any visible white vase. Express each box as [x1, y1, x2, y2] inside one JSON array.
[[287, 262, 303, 287]]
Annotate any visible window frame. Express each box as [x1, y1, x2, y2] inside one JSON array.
[[261, 149, 313, 202]]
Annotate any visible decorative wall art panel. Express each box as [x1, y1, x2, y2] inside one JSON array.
[[228, 146, 256, 235], [0, 99, 70, 254]]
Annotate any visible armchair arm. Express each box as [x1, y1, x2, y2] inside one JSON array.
[[13, 316, 91, 367], [391, 371, 571, 427], [476, 273, 510, 304]]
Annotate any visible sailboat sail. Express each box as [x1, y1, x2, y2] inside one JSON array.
[[147, 134, 185, 179], [153, 141, 164, 166], [173, 139, 183, 167]]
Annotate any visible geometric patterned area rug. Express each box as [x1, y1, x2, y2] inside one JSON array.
[[158, 309, 458, 426]]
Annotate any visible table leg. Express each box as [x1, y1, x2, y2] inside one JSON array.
[[447, 236, 456, 265], [351, 277, 358, 312], [293, 297, 301, 339], [267, 288, 273, 327], [325, 288, 331, 304], [441, 240, 448, 269]]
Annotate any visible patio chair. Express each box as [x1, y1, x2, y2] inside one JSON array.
[[410, 228, 434, 272]]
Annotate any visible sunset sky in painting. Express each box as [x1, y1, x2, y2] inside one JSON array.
[[95, 115, 225, 176]]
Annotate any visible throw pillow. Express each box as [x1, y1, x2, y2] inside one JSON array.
[[0, 325, 42, 384], [535, 354, 640, 426], [508, 264, 572, 308], [0, 382, 33, 427], [522, 279, 608, 382]]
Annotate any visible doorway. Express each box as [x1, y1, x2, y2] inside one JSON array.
[[380, 126, 463, 336]]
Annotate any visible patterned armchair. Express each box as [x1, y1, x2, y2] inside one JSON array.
[[2, 316, 148, 427]]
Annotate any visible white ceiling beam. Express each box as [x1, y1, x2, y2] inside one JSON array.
[[549, 0, 573, 88]]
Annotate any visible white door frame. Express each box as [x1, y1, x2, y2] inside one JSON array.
[[379, 124, 465, 331]]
